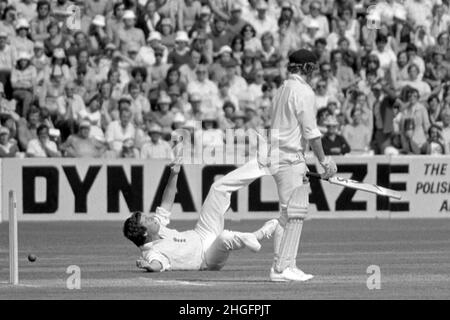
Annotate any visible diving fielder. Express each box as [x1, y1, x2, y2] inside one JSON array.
[[267, 49, 337, 282], [123, 160, 278, 272]]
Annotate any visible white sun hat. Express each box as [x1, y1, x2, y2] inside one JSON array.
[[175, 31, 190, 43], [92, 15, 106, 27], [123, 10, 136, 20]]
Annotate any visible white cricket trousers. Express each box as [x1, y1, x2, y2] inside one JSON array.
[[194, 159, 267, 270], [270, 151, 307, 226]]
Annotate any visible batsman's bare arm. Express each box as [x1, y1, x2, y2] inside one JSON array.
[[309, 136, 337, 179], [309, 137, 326, 163]]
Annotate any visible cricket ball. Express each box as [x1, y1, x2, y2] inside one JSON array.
[[28, 254, 37, 262]]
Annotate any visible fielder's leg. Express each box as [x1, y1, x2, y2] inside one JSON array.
[[205, 217, 280, 270], [194, 159, 267, 253], [204, 230, 261, 270]]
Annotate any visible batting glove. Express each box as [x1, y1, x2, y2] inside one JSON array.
[[319, 156, 337, 180]]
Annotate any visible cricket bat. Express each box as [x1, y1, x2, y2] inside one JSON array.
[[306, 172, 402, 200]]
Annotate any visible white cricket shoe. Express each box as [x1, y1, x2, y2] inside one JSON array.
[[238, 233, 262, 252], [270, 267, 314, 282], [254, 219, 279, 240]]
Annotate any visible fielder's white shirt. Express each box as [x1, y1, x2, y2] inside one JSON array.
[[269, 74, 322, 153], [140, 207, 204, 271]]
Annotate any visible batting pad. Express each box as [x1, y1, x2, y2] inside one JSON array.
[[286, 184, 309, 219], [275, 185, 309, 272], [275, 219, 304, 272]]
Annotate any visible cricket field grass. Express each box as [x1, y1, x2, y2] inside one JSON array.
[[1, 219, 450, 299]]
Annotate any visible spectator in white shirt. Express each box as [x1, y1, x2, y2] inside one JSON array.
[[405, 0, 433, 30], [301, 18, 321, 50], [342, 109, 372, 153], [247, 69, 265, 101], [240, 23, 262, 53], [303, 0, 329, 39], [406, 43, 425, 79], [326, 19, 358, 52], [120, 137, 140, 159], [128, 80, 151, 126], [187, 63, 220, 115], [0, 126, 18, 158], [26, 124, 61, 158], [247, 0, 278, 38], [224, 59, 248, 104], [371, 34, 397, 74], [430, 4, 450, 38], [397, 64, 432, 102], [57, 81, 86, 140], [79, 93, 105, 142], [105, 107, 136, 154], [15, 0, 37, 22], [140, 123, 174, 160], [201, 113, 224, 152], [179, 48, 202, 84]]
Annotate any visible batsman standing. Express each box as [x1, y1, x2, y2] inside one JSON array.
[[267, 49, 337, 282]]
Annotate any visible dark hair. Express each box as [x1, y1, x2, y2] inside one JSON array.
[[16, 57, 31, 70], [315, 37, 327, 46], [27, 106, 41, 119], [128, 80, 140, 91], [428, 94, 440, 104], [376, 34, 388, 44], [37, 0, 50, 11], [165, 66, 180, 84], [428, 124, 442, 135], [317, 107, 331, 120], [113, 2, 125, 16], [222, 101, 236, 112], [47, 20, 60, 34], [131, 66, 148, 81], [2, 5, 15, 20], [77, 65, 87, 76], [339, 5, 353, 15], [73, 30, 86, 41], [407, 63, 419, 73], [77, 49, 89, 60], [407, 86, 419, 97], [240, 23, 256, 38], [406, 43, 417, 52], [397, 50, 407, 60], [262, 82, 272, 92], [278, 17, 291, 27], [123, 212, 148, 247], [366, 54, 380, 69], [337, 37, 349, 46], [231, 35, 245, 52], [37, 124, 49, 135]]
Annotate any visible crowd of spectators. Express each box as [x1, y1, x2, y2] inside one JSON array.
[[0, 0, 450, 160]]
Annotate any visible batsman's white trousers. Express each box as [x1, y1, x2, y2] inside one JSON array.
[[194, 159, 267, 270], [270, 151, 307, 226]]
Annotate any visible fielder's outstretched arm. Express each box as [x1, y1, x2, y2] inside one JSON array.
[[160, 164, 181, 213]]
